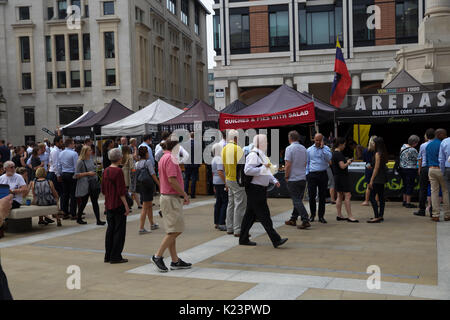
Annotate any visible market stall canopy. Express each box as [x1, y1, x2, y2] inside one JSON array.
[[221, 100, 248, 114], [160, 100, 220, 131], [184, 99, 199, 111], [220, 85, 338, 130], [67, 99, 134, 136], [336, 70, 450, 124], [61, 111, 96, 136], [101, 99, 183, 136]]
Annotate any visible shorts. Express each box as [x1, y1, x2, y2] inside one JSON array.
[[138, 181, 154, 202], [327, 167, 335, 189], [160, 194, 185, 233], [334, 175, 352, 193]]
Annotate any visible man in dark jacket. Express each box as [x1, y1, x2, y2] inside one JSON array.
[[184, 132, 200, 199], [0, 140, 10, 164]]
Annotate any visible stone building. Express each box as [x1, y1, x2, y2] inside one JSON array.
[[0, 0, 209, 145]]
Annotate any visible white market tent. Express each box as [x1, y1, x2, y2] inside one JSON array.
[[101, 99, 184, 136]]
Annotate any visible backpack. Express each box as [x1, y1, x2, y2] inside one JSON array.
[[34, 180, 56, 206], [136, 160, 153, 187], [237, 151, 263, 188]]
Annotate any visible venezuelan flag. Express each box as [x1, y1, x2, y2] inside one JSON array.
[[330, 39, 352, 108]]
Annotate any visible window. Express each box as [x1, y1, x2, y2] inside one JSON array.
[[24, 108, 35, 126], [45, 36, 52, 62], [83, 34, 90, 60], [269, 5, 289, 52], [105, 69, 116, 86], [85, 4, 89, 17], [167, 0, 176, 15], [22, 73, 32, 90], [299, 2, 343, 50], [57, 71, 66, 88], [19, 7, 30, 20], [103, 1, 115, 15], [69, 34, 79, 60], [229, 9, 250, 54], [71, 71, 80, 87], [135, 7, 144, 22], [213, 10, 221, 54], [181, 0, 189, 25], [58, 0, 67, 19], [59, 107, 83, 125], [208, 85, 214, 93], [20, 37, 30, 63], [69, 0, 80, 15], [55, 35, 65, 61], [353, 0, 375, 47], [47, 72, 53, 89], [47, 7, 54, 20], [25, 136, 36, 145], [104, 32, 115, 58], [84, 70, 92, 87], [396, 0, 418, 44], [208, 73, 214, 81], [195, 4, 200, 34]]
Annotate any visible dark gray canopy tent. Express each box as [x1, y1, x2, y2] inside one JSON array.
[[221, 100, 247, 114], [62, 111, 97, 137], [65, 99, 134, 136]]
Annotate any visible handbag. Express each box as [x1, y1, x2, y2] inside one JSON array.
[[83, 161, 100, 195]]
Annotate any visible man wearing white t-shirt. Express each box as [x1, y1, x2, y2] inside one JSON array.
[[0, 161, 27, 209]]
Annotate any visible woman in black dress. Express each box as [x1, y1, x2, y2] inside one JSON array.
[[332, 137, 359, 223], [367, 137, 389, 223]]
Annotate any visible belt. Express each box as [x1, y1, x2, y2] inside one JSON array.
[[429, 166, 440, 169]]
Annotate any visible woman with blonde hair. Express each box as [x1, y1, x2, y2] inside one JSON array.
[[362, 135, 377, 206], [31, 167, 61, 227], [75, 145, 105, 225]]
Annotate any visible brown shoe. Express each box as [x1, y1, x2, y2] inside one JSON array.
[[445, 217, 450, 221], [285, 220, 297, 226], [227, 231, 234, 235], [234, 234, 240, 237], [431, 217, 440, 222], [297, 221, 311, 229]]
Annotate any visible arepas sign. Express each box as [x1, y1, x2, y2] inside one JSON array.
[[337, 87, 450, 123], [219, 102, 315, 130]]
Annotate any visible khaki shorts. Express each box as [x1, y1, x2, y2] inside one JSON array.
[[160, 194, 185, 233]]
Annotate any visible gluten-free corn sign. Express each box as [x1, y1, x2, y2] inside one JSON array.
[[219, 102, 316, 130]]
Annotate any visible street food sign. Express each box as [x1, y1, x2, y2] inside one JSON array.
[[337, 87, 450, 123]]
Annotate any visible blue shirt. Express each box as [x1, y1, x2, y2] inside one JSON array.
[[426, 139, 442, 167], [58, 148, 78, 175], [439, 137, 450, 172], [284, 142, 307, 181], [306, 145, 332, 175], [418, 141, 430, 168], [139, 142, 155, 167]]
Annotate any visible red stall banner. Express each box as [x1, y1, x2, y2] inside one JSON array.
[[219, 102, 316, 130]]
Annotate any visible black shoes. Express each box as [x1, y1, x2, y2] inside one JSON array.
[[414, 211, 425, 216], [310, 215, 315, 222], [152, 255, 168, 273], [319, 218, 327, 224], [239, 241, 257, 246], [170, 259, 192, 270], [336, 216, 348, 221], [77, 219, 87, 225], [273, 238, 288, 248], [38, 220, 49, 226], [96, 220, 106, 226], [110, 259, 128, 264], [404, 203, 417, 208], [45, 217, 55, 224]]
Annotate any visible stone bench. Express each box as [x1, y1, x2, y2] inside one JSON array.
[[6, 205, 59, 233]]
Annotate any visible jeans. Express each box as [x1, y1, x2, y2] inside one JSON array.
[[184, 166, 199, 197], [370, 183, 385, 218], [78, 192, 101, 222], [61, 172, 77, 217], [429, 168, 450, 219], [214, 184, 228, 226], [306, 171, 328, 218], [105, 205, 127, 262], [287, 180, 309, 222], [418, 167, 430, 213], [401, 168, 417, 196], [240, 184, 281, 245], [225, 179, 247, 234]]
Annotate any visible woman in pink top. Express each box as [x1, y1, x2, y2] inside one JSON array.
[[151, 137, 192, 273]]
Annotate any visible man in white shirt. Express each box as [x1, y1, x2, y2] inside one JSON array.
[[0, 161, 27, 209], [48, 136, 64, 196], [155, 132, 189, 164], [239, 134, 288, 248]]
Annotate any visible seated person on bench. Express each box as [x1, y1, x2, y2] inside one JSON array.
[[0, 161, 27, 209]]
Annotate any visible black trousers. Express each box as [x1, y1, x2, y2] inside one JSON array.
[[307, 171, 328, 218], [370, 183, 385, 218], [78, 192, 100, 222], [105, 205, 127, 262], [61, 172, 77, 217], [47, 172, 62, 196], [214, 184, 228, 225], [0, 261, 13, 300], [184, 166, 199, 197], [418, 167, 430, 213], [240, 184, 281, 245]]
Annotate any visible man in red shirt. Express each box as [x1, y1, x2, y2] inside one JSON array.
[[152, 137, 192, 272]]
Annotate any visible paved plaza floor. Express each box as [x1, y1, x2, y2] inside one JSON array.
[[0, 195, 449, 300]]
